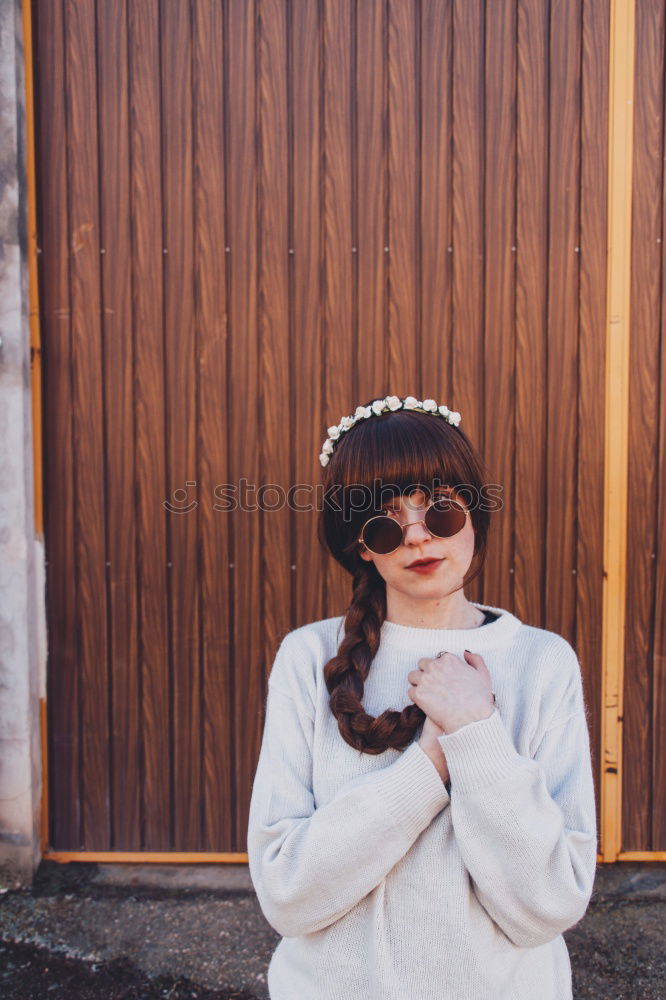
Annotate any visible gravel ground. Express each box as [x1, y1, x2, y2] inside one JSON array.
[[0, 860, 664, 998]]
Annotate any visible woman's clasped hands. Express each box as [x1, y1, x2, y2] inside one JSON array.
[[407, 650, 496, 784]]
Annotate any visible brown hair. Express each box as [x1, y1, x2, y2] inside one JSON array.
[[317, 397, 493, 754]]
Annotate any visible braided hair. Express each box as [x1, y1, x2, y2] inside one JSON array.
[[317, 397, 492, 754]]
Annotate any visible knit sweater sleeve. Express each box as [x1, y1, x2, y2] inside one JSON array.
[[246, 636, 450, 938], [437, 638, 597, 949]]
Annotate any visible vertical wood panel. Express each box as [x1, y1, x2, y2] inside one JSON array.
[[356, 0, 388, 400], [259, 0, 292, 665], [66, 0, 110, 848], [515, 0, 548, 632], [420, 0, 453, 397], [36, 0, 80, 849], [654, 8, 666, 850], [227, 0, 260, 848], [387, 0, 418, 389], [451, 0, 484, 501], [291, 0, 325, 633], [128, 0, 171, 850], [545, 0, 581, 641], [194, 0, 234, 851], [322, 0, 355, 616], [483, 0, 516, 612], [98, 0, 141, 849], [625, 0, 664, 851], [161, 0, 200, 848], [578, 0, 609, 842]]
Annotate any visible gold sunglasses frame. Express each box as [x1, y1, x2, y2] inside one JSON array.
[[357, 494, 470, 555]]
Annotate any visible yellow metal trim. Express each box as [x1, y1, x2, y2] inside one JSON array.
[[43, 851, 249, 863], [616, 852, 666, 861], [23, 0, 43, 537], [26, 0, 49, 862], [600, 0, 635, 862], [40, 698, 49, 854], [41, 851, 666, 865]]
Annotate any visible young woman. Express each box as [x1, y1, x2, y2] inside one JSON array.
[[247, 394, 597, 1000]]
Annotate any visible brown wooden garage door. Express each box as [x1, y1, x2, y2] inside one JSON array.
[[32, 0, 661, 856]]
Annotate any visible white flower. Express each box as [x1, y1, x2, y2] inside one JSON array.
[[319, 396, 463, 465]]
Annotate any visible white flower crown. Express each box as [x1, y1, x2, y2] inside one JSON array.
[[319, 395, 462, 467]]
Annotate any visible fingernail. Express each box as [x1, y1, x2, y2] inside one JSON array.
[[464, 648, 471, 653]]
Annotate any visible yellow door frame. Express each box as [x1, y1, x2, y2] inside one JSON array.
[[599, 0, 634, 861], [26, 0, 660, 864]]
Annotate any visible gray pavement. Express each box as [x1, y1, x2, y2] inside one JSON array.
[[0, 860, 665, 998]]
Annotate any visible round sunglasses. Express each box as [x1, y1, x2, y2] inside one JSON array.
[[357, 492, 469, 556]]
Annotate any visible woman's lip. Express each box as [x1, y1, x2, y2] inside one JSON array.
[[406, 558, 444, 572]]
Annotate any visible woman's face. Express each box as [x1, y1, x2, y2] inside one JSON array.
[[357, 487, 476, 598]]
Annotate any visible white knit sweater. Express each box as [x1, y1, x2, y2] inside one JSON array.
[[247, 603, 597, 1000]]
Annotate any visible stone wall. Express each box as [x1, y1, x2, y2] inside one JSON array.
[[0, 0, 45, 887]]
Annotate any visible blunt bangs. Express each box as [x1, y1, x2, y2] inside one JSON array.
[[330, 410, 480, 514]]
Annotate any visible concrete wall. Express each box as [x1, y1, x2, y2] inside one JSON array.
[[0, 0, 45, 888]]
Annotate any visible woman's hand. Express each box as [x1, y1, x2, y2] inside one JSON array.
[[407, 650, 495, 734], [418, 715, 450, 783]]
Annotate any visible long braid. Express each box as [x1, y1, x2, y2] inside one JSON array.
[[323, 563, 425, 754]]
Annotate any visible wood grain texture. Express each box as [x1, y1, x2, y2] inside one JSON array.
[[291, 0, 325, 637], [482, 0, 516, 613], [35, 0, 619, 852], [97, 0, 141, 850], [226, 0, 263, 849], [355, 0, 388, 398], [420, 0, 453, 403], [194, 0, 234, 852], [515, 0, 548, 638], [387, 0, 418, 390], [545, 0, 581, 641], [65, 0, 110, 848], [36, 0, 80, 850], [451, 0, 485, 603], [258, 0, 292, 662], [128, 0, 170, 851], [161, 0, 201, 850], [578, 0, 609, 846], [626, 0, 664, 852], [654, 8, 666, 855], [322, 0, 354, 617]]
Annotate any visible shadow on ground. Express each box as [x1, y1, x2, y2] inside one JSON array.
[[1, 860, 665, 998]]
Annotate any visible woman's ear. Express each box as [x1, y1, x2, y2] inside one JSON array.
[[358, 543, 373, 563]]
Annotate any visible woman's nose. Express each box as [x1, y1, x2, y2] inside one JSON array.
[[402, 516, 431, 543]]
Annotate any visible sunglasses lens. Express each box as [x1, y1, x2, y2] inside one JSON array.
[[362, 516, 403, 555], [425, 497, 467, 537]]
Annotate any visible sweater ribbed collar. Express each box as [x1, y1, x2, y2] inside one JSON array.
[[376, 602, 523, 652]]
